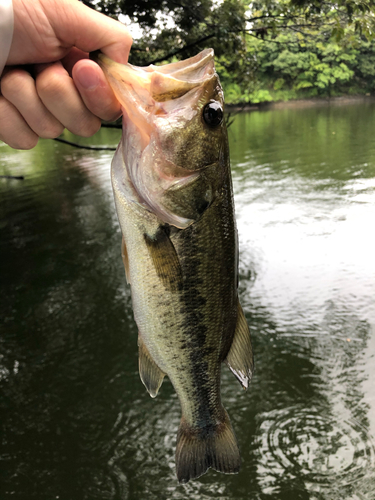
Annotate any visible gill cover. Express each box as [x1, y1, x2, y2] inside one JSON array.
[[94, 50, 227, 229]]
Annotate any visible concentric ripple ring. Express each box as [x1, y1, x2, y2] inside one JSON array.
[[256, 405, 375, 488]]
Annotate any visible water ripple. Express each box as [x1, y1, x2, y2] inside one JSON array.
[[256, 405, 375, 493]]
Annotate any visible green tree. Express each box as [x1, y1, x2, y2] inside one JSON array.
[[82, 0, 375, 103], [83, 0, 375, 63]]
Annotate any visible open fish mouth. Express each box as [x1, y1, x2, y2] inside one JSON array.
[[93, 49, 215, 153], [92, 48, 215, 102], [91, 49, 216, 151], [91, 49, 225, 229]]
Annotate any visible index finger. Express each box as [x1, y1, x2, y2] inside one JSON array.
[[46, 0, 133, 64]]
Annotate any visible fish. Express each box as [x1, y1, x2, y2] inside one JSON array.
[[93, 48, 254, 483]]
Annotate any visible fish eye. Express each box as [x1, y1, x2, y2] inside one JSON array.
[[203, 101, 223, 128]]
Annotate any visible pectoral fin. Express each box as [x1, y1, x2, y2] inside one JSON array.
[[225, 300, 254, 389], [121, 236, 131, 284], [138, 335, 165, 398], [144, 225, 182, 292]]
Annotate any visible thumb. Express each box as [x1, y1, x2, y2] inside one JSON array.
[[48, 0, 132, 64]]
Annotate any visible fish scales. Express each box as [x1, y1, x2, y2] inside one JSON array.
[[116, 192, 236, 422], [94, 48, 254, 483]]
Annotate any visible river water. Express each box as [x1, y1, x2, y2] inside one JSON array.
[[1, 103, 375, 500]]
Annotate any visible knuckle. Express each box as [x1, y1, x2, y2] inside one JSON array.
[[39, 122, 64, 139], [36, 70, 66, 100], [0, 96, 9, 117], [0, 69, 30, 99], [0, 98, 38, 150]]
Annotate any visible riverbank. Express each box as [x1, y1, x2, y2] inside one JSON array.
[[225, 94, 375, 112]]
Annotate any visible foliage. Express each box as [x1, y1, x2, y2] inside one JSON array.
[[82, 0, 375, 103], [83, 0, 375, 61], [224, 29, 375, 104], [83, 0, 248, 64], [252, 33, 356, 94]]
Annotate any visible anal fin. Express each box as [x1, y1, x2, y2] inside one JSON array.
[[121, 236, 131, 284], [138, 334, 165, 398], [225, 300, 254, 389]]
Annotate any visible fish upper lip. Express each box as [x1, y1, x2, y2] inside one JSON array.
[[92, 50, 216, 106]]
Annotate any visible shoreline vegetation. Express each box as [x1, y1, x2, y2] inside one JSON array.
[[81, 0, 375, 120], [81, 1, 375, 123], [217, 34, 375, 111], [225, 94, 375, 112], [83, 0, 375, 119]]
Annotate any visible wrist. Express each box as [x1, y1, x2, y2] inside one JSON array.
[[0, 0, 14, 76]]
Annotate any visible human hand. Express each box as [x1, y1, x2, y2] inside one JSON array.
[[0, 0, 132, 149]]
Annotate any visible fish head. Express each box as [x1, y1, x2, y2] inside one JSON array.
[[95, 49, 228, 229]]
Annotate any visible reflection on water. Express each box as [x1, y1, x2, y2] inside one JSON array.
[[257, 406, 375, 487], [1, 104, 375, 499]]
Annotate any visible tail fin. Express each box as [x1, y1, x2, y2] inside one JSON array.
[[175, 410, 241, 483]]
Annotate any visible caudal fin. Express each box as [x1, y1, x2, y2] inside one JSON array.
[[175, 410, 241, 483]]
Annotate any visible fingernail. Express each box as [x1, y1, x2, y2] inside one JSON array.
[[76, 67, 100, 90]]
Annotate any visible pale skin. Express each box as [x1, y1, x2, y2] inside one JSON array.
[[0, 0, 132, 149]]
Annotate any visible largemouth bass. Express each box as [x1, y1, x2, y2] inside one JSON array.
[[94, 49, 253, 483]]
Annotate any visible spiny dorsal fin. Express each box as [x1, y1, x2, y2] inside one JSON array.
[[138, 334, 165, 398], [225, 300, 254, 389], [121, 236, 130, 284], [175, 409, 240, 483]]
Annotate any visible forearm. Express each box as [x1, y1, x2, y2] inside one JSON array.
[[0, 0, 14, 76]]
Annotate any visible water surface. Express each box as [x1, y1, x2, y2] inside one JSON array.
[[1, 103, 375, 499]]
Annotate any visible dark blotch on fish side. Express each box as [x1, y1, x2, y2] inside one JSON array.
[[176, 220, 221, 426], [196, 199, 210, 215]]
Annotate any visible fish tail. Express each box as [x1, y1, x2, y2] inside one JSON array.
[[175, 409, 241, 483]]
